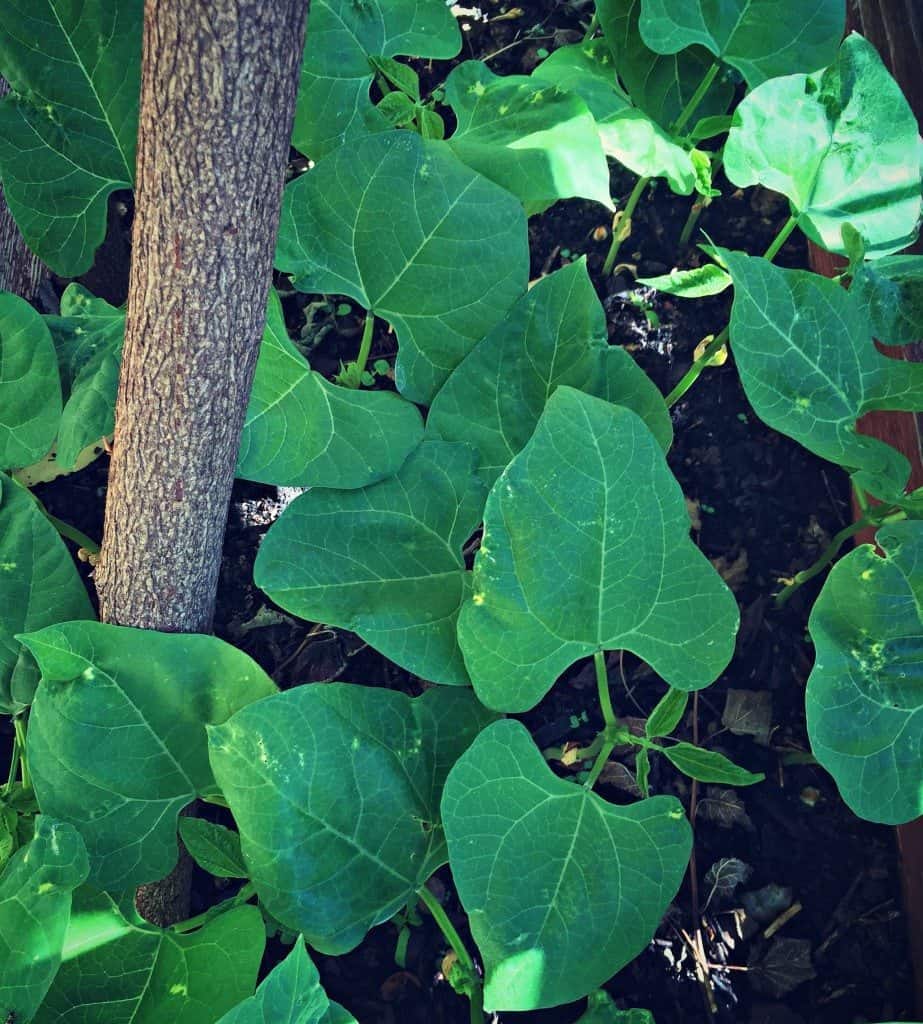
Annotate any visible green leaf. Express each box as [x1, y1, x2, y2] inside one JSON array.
[[293, 0, 460, 160], [216, 941, 356, 1024], [237, 291, 423, 488], [0, 292, 61, 470], [369, 56, 420, 102], [276, 131, 529, 404], [38, 891, 264, 1024], [209, 684, 496, 954], [0, 817, 88, 1023], [458, 388, 738, 712], [255, 441, 485, 685], [806, 522, 923, 825], [427, 260, 671, 489], [532, 42, 632, 121], [417, 105, 444, 141], [721, 249, 923, 498], [646, 687, 688, 738], [576, 990, 655, 1023], [638, 0, 844, 86], [0, 0, 141, 274], [638, 264, 732, 297], [376, 91, 417, 128], [444, 61, 612, 212], [724, 34, 922, 258], [44, 284, 123, 469], [178, 819, 247, 879], [851, 256, 923, 347], [0, 472, 93, 713], [442, 719, 691, 1010], [661, 742, 763, 785], [23, 622, 277, 890]]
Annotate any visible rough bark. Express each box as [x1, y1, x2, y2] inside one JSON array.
[[94, 0, 309, 924]]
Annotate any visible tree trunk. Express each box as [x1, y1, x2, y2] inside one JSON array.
[[94, 0, 309, 923]]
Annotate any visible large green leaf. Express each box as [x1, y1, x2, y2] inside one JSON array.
[[442, 719, 691, 1010], [23, 622, 277, 890], [0, 0, 141, 275], [458, 388, 738, 712], [209, 684, 495, 955], [0, 292, 61, 470], [427, 260, 671, 489], [293, 0, 460, 160], [255, 441, 485, 685], [237, 290, 422, 488], [45, 284, 123, 469], [0, 817, 88, 1023], [275, 131, 529, 404], [721, 250, 923, 497], [444, 60, 612, 212], [217, 942, 356, 1024], [0, 472, 93, 714], [638, 0, 844, 86], [806, 522, 923, 825], [851, 256, 923, 347], [38, 891, 264, 1024], [724, 34, 922, 258]]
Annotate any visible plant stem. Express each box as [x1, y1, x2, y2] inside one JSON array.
[[584, 651, 620, 790], [602, 176, 649, 275], [670, 62, 720, 136], [583, 11, 598, 41], [4, 722, 21, 794], [43, 512, 101, 554], [419, 885, 485, 1024], [170, 881, 256, 933], [763, 214, 799, 261], [13, 716, 28, 790], [679, 152, 723, 248], [665, 325, 729, 407], [353, 311, 375, 387]]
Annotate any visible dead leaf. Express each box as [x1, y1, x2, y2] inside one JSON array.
[[749, 938, 816, 997], [697, 786, 754, 831], [712, 548, 749, 591], [722, 689, 773, 745], [704, 857, 752, 910]]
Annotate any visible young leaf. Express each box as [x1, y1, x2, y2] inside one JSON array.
[[276, 131, 529, 404], [662, 742, 764, 785], [576, 990, 655, 1023], [22, 622, 277, 890], [426, 260, 672, 490], [444, 61, 613, 212], [369, 56, 420, 102], [646, 686, 689, 738], [293, 0, 460, 160], [442, 719, 691, 1011], [724, 34, 922, 258], [638, 264, 732, 298], [850, 255, 923, 347], [458, 388, 738, 712], [638, 0, 844, 86], [178, 819, 247, 879], [216, 941, 356, 1024], [208, 684, 496, 955], [0, 817, 88, 1022], [255, 441, 485, 685], [37, 891, 264, 1024], [721, 250, 923, 498], [0, 0, 141, 274], [806, 522, 923, 825], [0, 292, 61, 470], [237, 291, 423, 488], [0, 472, 94, 714], [376, 91, 417, 128]]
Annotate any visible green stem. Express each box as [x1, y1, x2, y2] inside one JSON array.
[[353, 312, 375, 387], [665, 325, 729, 407], [679, 152, 723, 248], [4, 723, 21, 794], [171, 882, 256, 933], [584, 651, 621, 790], [763, 214, 799, 261], [602, 177, 649, 275], [419, 886, 484, 1024], [43, 512, 100, 554], [670, 62, 720, 136], [13, 717, 28, 790], [583, 11, 598, 41]]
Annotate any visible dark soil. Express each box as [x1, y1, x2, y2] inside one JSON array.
[[27, 3, 916, 1022]]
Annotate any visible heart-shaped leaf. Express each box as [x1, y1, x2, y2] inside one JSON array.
[[37, 891, 264, 1024], [209, 684, 496, 954], [0, 472, 94, 714], [806, 522, 923, 825], [237, 290, 422, 488], [721, 249, 923, 497], [0, 817, 88, 1023], [23, 622, 277, 890], [638, 0, 844, 86], [0, 0, 141, 274], [427, 260, 671, 489], [724, 34, 922, 258], [216, 941, 356, 1024], [275, 131, 529, 404], [293, 0, 460, 161], [850, 255, 923, 347], [255, 441, 485, 685], [442, 719, 691, 1010], [0, 292, 61, 471], [444, 60, 612, 212], [458, 388, 738, 712]]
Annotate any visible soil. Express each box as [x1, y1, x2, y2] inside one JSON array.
[[25, 3, 916, 1022]]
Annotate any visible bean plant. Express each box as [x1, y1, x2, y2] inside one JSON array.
[[0, 0, 921, 1021]]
